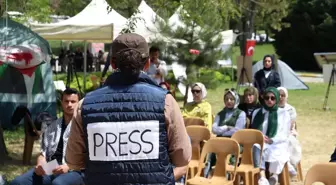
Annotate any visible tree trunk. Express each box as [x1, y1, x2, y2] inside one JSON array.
[[183, 85, 189, 107], [247, 0, 257, 39], [265, 29, 269, 43], [239, 16, 247, 56]]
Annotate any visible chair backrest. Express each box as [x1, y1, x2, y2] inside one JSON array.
[[231, 129, 264, 166], [186, 126, 211, 161], [196, 138, 240, 181], [184, 117, 205, 127], [245, 119, 250, 129], [304, 163, 336, 185]]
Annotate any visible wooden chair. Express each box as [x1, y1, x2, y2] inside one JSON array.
[[304, 163, 336, 185], [184, 118, 205, 127], [187, 138, 240, 185], [23, 113, 41, 165], [186, 126, 211, 179], [227, 129, 264, 185]]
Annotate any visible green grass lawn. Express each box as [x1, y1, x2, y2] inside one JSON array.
[[1, 82, 336, 184]]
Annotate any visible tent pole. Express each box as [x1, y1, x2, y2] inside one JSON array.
[[84, 41, 87, 93]]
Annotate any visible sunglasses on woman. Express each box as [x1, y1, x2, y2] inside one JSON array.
[[264, 95, 276, 101], [191, 89, 201, 94], [225, 88, 236, 92]]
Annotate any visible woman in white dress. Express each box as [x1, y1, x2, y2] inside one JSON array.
[[251, 87, 291, 185], [277, 86, 302, 177]]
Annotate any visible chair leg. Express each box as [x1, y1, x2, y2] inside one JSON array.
[[279, 163, 290, 185], [296, 161, 303, 182], [23, 134, 35, 165], [242, 172, 250, 185], [233, 175, 240, 185], [188, 167, 197, 179]]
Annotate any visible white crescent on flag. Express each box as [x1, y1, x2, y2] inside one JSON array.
[[247, 46, 255, 56]]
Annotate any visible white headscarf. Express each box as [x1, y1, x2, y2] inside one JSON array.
[[224, 90, 240, 109], [277, 86, 288, 101], [277, 87, 297, 121], [192, 82, 207, 99]]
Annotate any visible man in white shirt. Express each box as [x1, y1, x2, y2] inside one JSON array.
[[147, 46, 167, 84]]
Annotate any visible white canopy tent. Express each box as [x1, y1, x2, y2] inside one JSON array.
[[30, 0, 127, 41], [132, 0, 165, 42], [30, 0, 128, 91]]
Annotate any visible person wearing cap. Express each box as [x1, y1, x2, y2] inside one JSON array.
[[65, 33, 191, 185]]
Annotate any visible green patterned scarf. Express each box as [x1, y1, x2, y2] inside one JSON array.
[[252, 87, 279, 138]]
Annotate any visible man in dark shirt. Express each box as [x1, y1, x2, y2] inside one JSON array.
[[10, 88, 83, 185]]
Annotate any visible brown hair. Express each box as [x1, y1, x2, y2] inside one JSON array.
[[115, 50, 148, 77], [243, 86, 259, 104]]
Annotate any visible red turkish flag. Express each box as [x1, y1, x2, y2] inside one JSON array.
[[245, 40, 256, 56]]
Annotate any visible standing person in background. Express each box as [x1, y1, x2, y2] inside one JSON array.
[[66, 33, 191, 185], [74, 48, 83, 72], [147, 46, 167, 84], [253, 55, 281, 103]]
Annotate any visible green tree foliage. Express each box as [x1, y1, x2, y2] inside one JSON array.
[[1, 0, 53, 23], [56, 0, 91, 17], [153, 0, 231, 84], [232, 0, 291, 54], [272, 0, 336, 71], [107, 0, 139, 18]]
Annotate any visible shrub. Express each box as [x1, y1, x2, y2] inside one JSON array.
[[217, 67, 238, 81]]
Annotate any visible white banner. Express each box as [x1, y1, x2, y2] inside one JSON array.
[[87, 120, 160, 161]]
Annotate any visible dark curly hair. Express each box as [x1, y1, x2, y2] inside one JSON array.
[[115, 49, 149, 77]]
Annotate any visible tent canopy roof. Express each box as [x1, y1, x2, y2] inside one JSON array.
[[30, 0, 127, 42], [132, 0, 165, 41]]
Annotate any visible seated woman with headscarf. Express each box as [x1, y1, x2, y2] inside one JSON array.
[[251, 87, 291, 185], [254, 55, 281, 102], [203, 89, 246, 177], [277, 87, 301, 178], [182, 82, 212, 131], [277, 87, 297, 134], [212, 89, 246, 136], [238, 86, 261, 124]]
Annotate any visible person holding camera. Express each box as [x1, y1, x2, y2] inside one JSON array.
[[147, 46, 167, 84]]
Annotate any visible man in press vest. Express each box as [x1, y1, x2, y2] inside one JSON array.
[[65, 33, 191, 185]]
